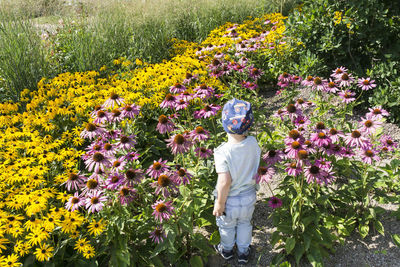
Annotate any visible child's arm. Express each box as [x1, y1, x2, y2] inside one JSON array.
[[213, 171, 232, 217]]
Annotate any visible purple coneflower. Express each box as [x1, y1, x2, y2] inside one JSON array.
[[285, 141, 304, 159], [344, 130, 370, 149], [177, 91, 194, 102], [106, 173, 124, 190], [249, 67, 263, 80], [111, 158, 127, 172], [62, 172, 85, 191], [119, 186, 137, 205], [80, 123, 106, 140], [366, 106, 389, 119], [110, 108, 123, 123], [328, 128, 344, 143], [80, 177, 102, 196], [360, 148, 380, 164], [146, 158, 169, 178], [255, 166, 275, 184], [172, 168, 193, 186], [304, 164, 334, 185], [325, 79, 339, 93], [116, 134, 136, 151], [194, 104, 221, 119], [152, 174, 178, 198], [310, 131, 332, 147], [379, 135, 397, 152], [84, 152, 112, 173], [331, 66, 348, 79], [284, 129, 305, 144], [174, 99, 189, 111], [338, 90, 356, 104], [291, 75, 302, 84], [152, 200, 175, 222], [102, 142, 115, 156], [294, 98, 310, 109], [190, 126, 210, 142], [150, 226, 167, 244], [311, 77, 327, 91], [170, 83, 186, 94], [103, 92, 125, 108], [241, 81, 258, 90], [85, 191, 107, 213], [122, 151, 139, 162], [278, 72, 292, 84], [195, 147, 213, 158], [285, 161, 302, 176], [335, 73, 354, 87], [166, 133, 192, 154], [262, 149, 284, 165], [268, 197, 282, 208], [93, 109, 109, 125], [65, 192, 83, 212], [293, 115, 311, 129], [301, 75, 314, 87], [124, 168, 144, 186], [121, 104, 140, 119], [357, 78, 376, 91], [194, 84, 214, 99], [156, 115, 175, 134], [160, 94, 177, 109], [359, 117, 382, 135], [182, 72, 198, 84], [284, 104, 303, 120]]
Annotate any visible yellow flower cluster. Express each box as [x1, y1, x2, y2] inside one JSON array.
[[0, 13, 288, 263]]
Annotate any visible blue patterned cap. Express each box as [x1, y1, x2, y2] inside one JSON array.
[[221, 98, 254, 134]]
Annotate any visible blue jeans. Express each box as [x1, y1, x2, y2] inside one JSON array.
[[216, 189, 256, 254]]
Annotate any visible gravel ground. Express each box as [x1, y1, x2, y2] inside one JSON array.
[[207, 86, 400, 266]]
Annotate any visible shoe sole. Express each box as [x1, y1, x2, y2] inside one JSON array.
[[213, 245, 233, 260]]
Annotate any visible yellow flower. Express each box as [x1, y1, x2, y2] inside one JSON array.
[[26, 227, 49, 246], [34, 243, 54, 262], [75, 238, 90, 253], [135, 58, 143, 65], [0, 237, 10, 253], [88, 219, 106, 236], [1, 253, 20, 267], [83, 245, 96, 259], [99, 65, 107, 71]]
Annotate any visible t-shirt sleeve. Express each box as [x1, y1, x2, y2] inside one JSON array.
[[214, 147, 229, 173]]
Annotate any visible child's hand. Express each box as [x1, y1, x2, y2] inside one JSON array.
[[213, 202, 225, 217]]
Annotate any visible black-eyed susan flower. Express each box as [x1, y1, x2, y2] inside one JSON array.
[[88, 219, 106, 236], [34, 243, 54, 262], [74, 238, 90, 253]]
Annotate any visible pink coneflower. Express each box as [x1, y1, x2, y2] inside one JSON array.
[[357, 78, 376, 91], [278, 72, 292, 83], [183, 72, 198, 84], [255, 166, 275, 184], [296, 150, 310, 164], [172, 168, 193, 185], [65, 192, 83, 212], [62, 172, 85, 191], [160, 94, 177, 109], [294, 98, 310, 109], [284, 104, 303, 120], [304, 165, 334, 185], [262, 149, 284, 165], [379, 135, 397, 152], [152, 174, 178, 198], [325, 79, 339, 93], [146, 159, 169, 178], [116, 134, 136, 151], [106, 173, 124, 190], [241, 81, 258, 90], [124, 168, 144, 185], [291, 75, 302, 84], [121, 104, 140, 119], [194, 84, 214, 99], [111, 158, 127, 172], [331, 66, 348, 79], [105, 129, 121, 140], [285, 141, 304, 158], [119, 186, 137, 205], [303, 140, 316, 154], [195, 147, 213, 158], [285, 161, 302, 176], [268, 197, 282, 208], [301, 75, 314, 87], [103, 92, 125, 108], [311, 77, 327, 91], [174, 99, 189, 111], [80, 123, 106, 140], [85, 191, 107, 213], [102, 142, 116, 157], [166, 133, 192, 154], [285, 129, 305, 144], [359, 117, 382, 135], [335, 73, 354, 87], [110, 108, 123, 123], [360, 148, 380, 164], [323, 143, 344, 157], [249, 67, 264, 80], [80, 177, 102, 196], [93, 109, 109, 125], [310, 131, 332, 147], [177, 91, 194, 102], [152, 200, 175, 222], [366, 106, 389, 119], [344, 130, 369, 149], [293, 116, 311, 129], [170, 83, 186, 94], [338, 90, 356, 104], [157, 115, 175, 134], [328, 128, 344, 143], [208, 58, 222, 71], [149, 226, 167, 244], [122, 151, 139, 162], [315, 158, 332, 171], [194, 104, 221, 119], [190, 126, 210, 142], [84, 152, 112, 173]]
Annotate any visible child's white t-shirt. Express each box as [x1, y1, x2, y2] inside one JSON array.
[[214, 135, 261, 197]]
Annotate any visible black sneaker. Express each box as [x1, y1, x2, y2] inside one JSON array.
[[237, 246, 251, 264], [213, 244, 234, 260]]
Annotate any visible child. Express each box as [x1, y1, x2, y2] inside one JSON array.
[[213, 98, 261, 264]]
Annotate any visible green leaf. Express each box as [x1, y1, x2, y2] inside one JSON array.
[[285, 237, 296, 254], [189, 256, 203, 267], [304, 233, 311, 251], [294, 243, 305, 265], [392, 234, 400, 247], [209, 230, 220, 245], [374, 220, 385, 236], [359, 224, 369, 239], [270, 231, 281, 247]]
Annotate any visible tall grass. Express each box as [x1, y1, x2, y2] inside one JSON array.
[[0, 11, 52, 101], [0, 0, 301, 100]]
